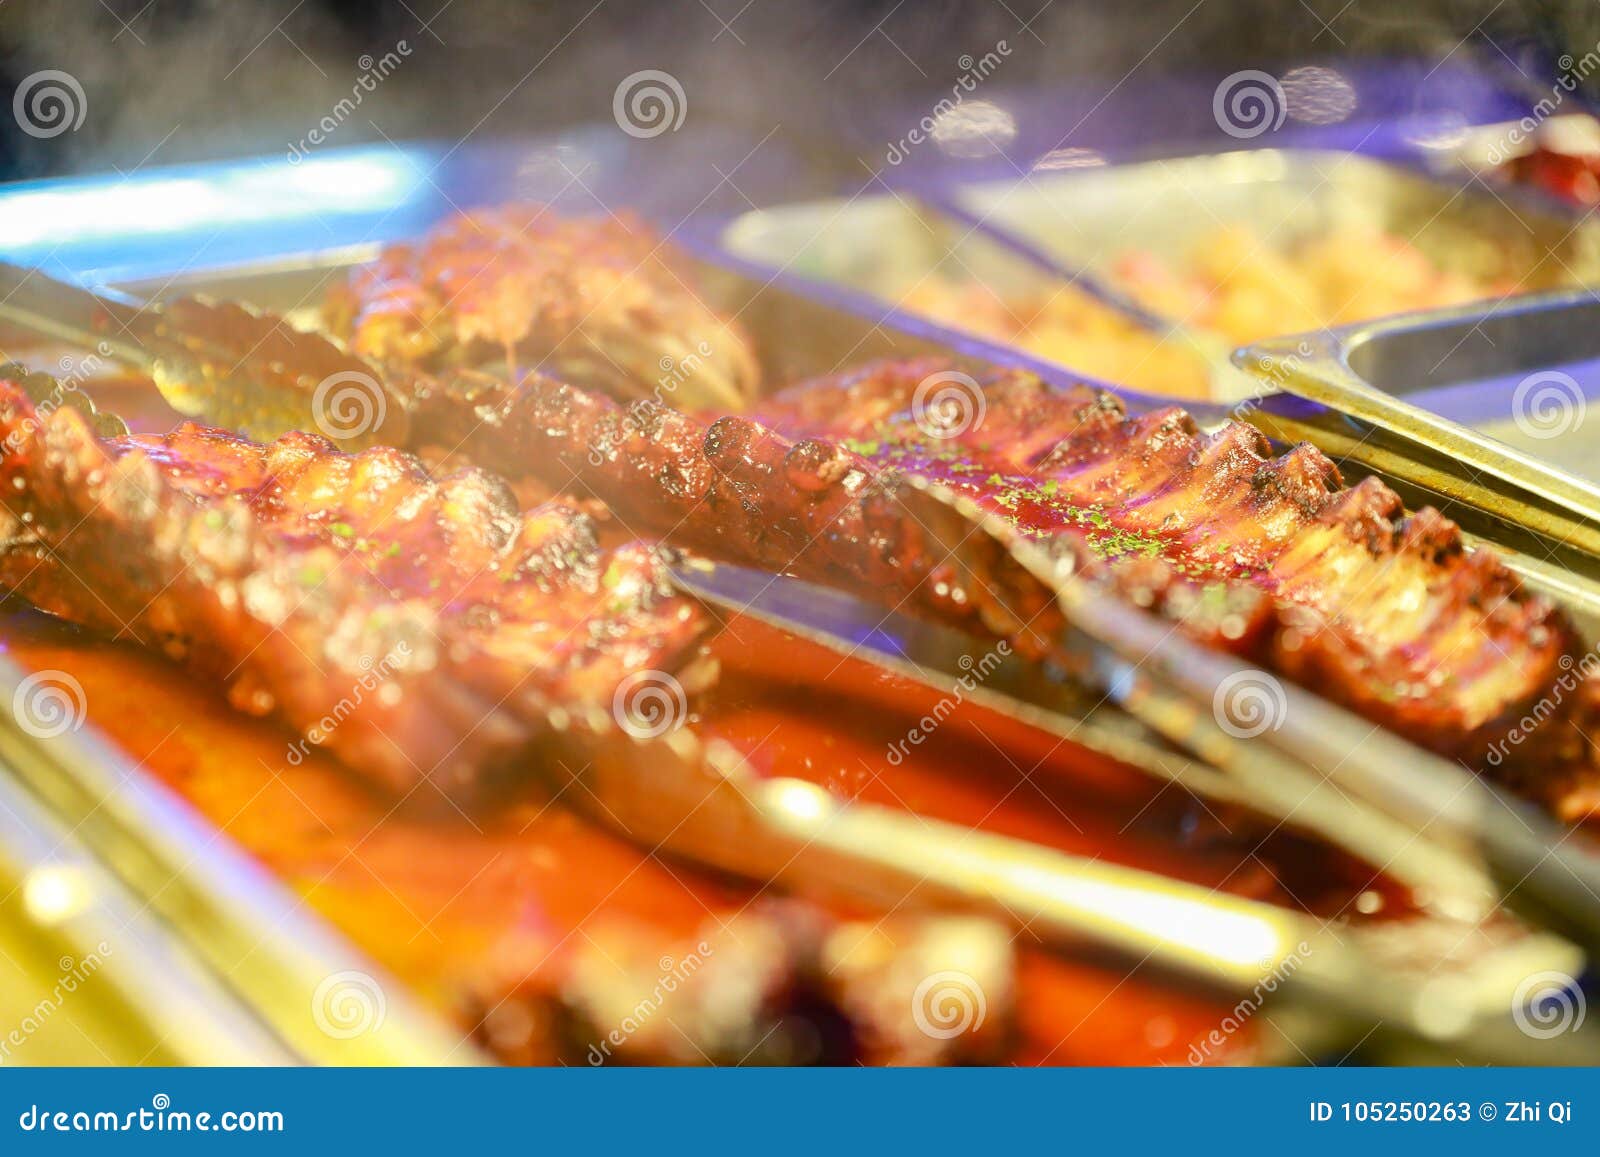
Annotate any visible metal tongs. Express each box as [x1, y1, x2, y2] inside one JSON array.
[[1, 260, 1595, 1060], [0, 259, 757, 427], [669, 478, 1600, 949], [0, 261, 411, 448], [562, 567, 1596, 1061], [640, 545, 1600, 1062]]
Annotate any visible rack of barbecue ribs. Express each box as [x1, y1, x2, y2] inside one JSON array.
[[322, 204, 761, 412], [4, 201, 1597, 823], [0, 377, 713, 797], [384, 354, 1599, 823]]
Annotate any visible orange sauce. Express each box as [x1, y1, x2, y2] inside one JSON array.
[[0, 360, 1400, 1064], [0, 602, 1407, 1065]]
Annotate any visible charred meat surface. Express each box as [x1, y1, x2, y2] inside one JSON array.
[[413, 357, 1596, 819], [751, 361, 1579, 765], [460, 902, 1015, 1066], [323, 204, 761, 411], [0, 377, 710, 797]]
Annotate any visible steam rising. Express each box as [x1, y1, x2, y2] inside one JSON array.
[[0, 0, 1574, 182]]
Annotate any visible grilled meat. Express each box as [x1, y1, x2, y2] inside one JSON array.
[[400, 358, 1598, 820], [0, 377, 710, 797], [460, 902, 1015, 1066], [323, 205, 761, 412]]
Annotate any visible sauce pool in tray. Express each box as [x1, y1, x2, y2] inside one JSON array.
[[0, 594, 1409, 1065]]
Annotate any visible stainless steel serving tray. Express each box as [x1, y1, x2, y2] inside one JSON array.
[[719, 192, 1600, 635], [0, 242, 1241, 1065], [722, 149, 1600, 408], [717, 194, 1233, 402], [1237, 293, 1600, 594], [0, 651, 478, 1066], [942, 147, 1600, 319], [114, 240, 1229, 419], [0, 223, 1587, 1066]]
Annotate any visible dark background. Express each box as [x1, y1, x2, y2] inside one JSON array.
[[0, 0, 1588, 182]]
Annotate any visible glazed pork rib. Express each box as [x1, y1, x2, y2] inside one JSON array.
[[0, 377, 710, 797], [322, 204, 761, 412], [398, 358, 1598, 820]]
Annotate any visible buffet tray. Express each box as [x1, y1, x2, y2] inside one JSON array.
[[0, 241, 1259, 1064], [721, 149, 1600, 407], [1238, 292, 1600, 584], [5, 207, 1595, 1065], [115, 239, 1224, 419], [130, 247, 1600, 631], [940, 147, 1599, 320], [0, 653, 474, 1065], [716, 192, 1232, 403]]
